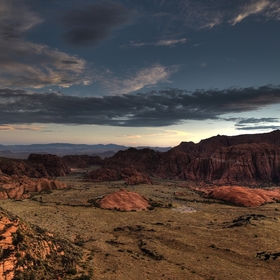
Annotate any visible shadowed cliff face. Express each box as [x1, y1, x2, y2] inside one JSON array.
[[27, 153, 71, 177], [97, 130, 280, 186], [87, 167, 153, 185], [62, 154, 103, 168], [0, 154, 71, 179]]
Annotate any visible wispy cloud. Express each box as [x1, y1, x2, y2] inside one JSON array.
[[127, 38, 187, 48], [157, 0, 280, 29], [0, 85, 279, 127], [231, 0, 270, 25], [0, 124, 45, 131], [100, 64, 179, 94]]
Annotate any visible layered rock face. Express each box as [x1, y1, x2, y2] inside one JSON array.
[[27, 153, 71, 177], [99, 130, 280, 186], [182, 143, 280, 185]]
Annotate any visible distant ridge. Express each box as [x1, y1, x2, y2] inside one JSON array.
[[0, 143, 171, 159]]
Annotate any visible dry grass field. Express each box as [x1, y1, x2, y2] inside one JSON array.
[[0, 168, 280, 279]]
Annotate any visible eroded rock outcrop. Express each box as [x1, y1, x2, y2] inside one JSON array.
[[0, 209, 81, 280], [98, 189, 150, 211], [0, 174, 67, 200]]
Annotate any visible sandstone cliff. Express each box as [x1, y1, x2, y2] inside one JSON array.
[[98, 130, 280, 186]]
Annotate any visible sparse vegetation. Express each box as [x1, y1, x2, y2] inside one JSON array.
[[0, 169, 280, 279]]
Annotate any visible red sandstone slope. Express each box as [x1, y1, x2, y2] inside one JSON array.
[[98, 189, 150, 211], [205, 186, 280, 207]]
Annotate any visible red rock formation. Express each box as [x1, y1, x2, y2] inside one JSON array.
[[98, 189, 150, 211], [87, 168, 122, 182], [0, 173, 67, 200], [103, 147, 161, 175], [0, 157, 45, 178], [27, 153, 71, 177], [87, 167, 153, 185], [62, 155, 103, 168], [205, 186, 280, 207], [0, 213, 19, 280], [183, 143, 280, 185], [121, 168, 153, 185], [0, 209, 81, 279]]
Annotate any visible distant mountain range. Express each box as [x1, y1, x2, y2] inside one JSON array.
[[0, 143, 171, 159]]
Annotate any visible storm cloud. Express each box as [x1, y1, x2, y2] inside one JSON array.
[[61, 1, 134, 46], [0, 85, 280, 127]]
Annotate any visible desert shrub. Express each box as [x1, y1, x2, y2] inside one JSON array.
[[12, 230, 24, 246], [75, 275, 91, 280]]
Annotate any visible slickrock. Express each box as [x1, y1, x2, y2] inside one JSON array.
[[98, 189, 150, 211], [205, 186, 280, 207]]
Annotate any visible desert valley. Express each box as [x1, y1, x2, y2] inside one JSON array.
[[0, 130, 280, 279]]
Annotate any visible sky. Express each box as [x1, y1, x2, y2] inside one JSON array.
[[0, 0, 280, 147]]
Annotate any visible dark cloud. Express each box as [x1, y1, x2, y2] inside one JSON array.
[[0, 85, 280, 127], [224, 117, 280, 131], [236, 117, 279, 124], [236, 125, 280, 131], [61, 1, 134, 46]]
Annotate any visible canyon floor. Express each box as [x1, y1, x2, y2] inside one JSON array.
[[1, 167, 280, 280]]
